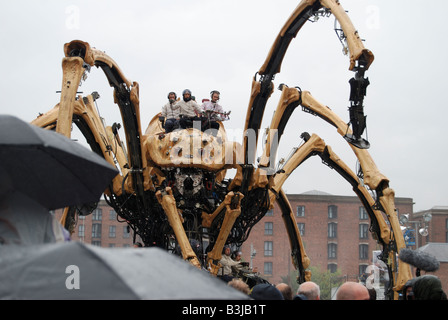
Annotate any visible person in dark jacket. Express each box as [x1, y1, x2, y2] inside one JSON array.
[[413, 275, 447, 300]]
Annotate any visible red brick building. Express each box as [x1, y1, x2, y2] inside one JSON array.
[[410, 206, 448, 247], [55, 200, 141, 247], [239, 190, 414, 285]]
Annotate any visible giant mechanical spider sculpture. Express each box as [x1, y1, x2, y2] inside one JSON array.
[[32, 0, 412, 299]]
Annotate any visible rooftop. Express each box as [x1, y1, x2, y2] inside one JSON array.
[[300, 190, 333, 196], [418, 243, 448, 263], [431, 206, 448, 210], [285, 190, 413, 205]]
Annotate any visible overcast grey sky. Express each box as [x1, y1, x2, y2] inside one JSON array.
[[1, 0, 447, 212]]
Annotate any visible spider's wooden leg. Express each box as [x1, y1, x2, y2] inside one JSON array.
[[31, 105, 59, 130], [242, 75, 274, 168], [271, 119, 412, 295], [246, 85, 302, 191], [272, 188, 311, 283], [258, 85, 301, 173], [201, 192, 235, 229], [271, 133, 325, 193], [317, 144, 392, 245], [56, 56, 85, 138], [61, 40, 149, 198], [268, 133, 327, 283], [156, 188, 202, 269], [35, 40, 154, 196], [239, 84, 302, 192], [376, 186, 414, 297], [240, 0, 374, 189], [318, 141, 413, 297], [205, 192, 244, 275], [258, 0, 374, 80], [299, 90, 408, 254]]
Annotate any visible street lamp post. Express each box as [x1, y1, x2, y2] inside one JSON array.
[[399, 213, 432, 248], [250, 243, 256, 269]]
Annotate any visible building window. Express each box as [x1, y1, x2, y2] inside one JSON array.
[[92, 223, 102, 238], [265, 209, 273, 216], [296, 206, 305, 217], [328, 205, 338, 219], [92, 240, 101, 247], [359, 224, 369, 239], [78, 224, 85, 237], [264, 241, 273, 256], [444, 219, 448, 242], [328, 243, 337, 259], [445, 219, 448, 242], [265, 222, 273, 235], [123, 226, 130, 238], [359, 207, 368, 220], [328, 222, 337, 238], [109, 209, 117, 220], [109, 225, 116, 238], [327, 263, 338, 273], [92, 208, 102, 221], [359, 264, 368, 277], [359, 244, 369, 260], [264, 262, 273, 275], [297, 223, 305, 236]]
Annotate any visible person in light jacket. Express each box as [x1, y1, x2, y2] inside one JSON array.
[[178, 89, 203, 129], [160, 91, 180, 133], [218, 247, 241, 282]]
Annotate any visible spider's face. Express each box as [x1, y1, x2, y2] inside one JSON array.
[[145, 126, 243, 171], [174, 170, 203, 196]]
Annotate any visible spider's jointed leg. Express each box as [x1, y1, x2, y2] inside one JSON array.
[[156, 187, 201, 269], [205, 192, 244, 275], [56, 56, 86, 138], [258, 84, 302, 173], [269, 88, 413, 294]]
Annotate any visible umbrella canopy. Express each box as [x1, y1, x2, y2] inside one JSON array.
[[0, 241, 250, 300], [0, 115, 118, 210]]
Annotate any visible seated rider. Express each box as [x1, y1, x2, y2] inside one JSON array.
[[160, 91, 180, 133], [201, 90, 228, 134], [218, 246, 242, 282], [178, 89, 203, 129]]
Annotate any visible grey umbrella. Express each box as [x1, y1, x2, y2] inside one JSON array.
[[0, 115, 118, 210], [0, 241, 250, 300]]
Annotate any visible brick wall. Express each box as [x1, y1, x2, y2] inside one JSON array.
[[54, 200, 141, 247], [240, 191, 414, 285]]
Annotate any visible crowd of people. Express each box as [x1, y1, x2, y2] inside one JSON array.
[[226, 278, 369, 301], [159, 89, 230, 135], [226, 276, 447, 301], [216, 247, 447, 300]]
